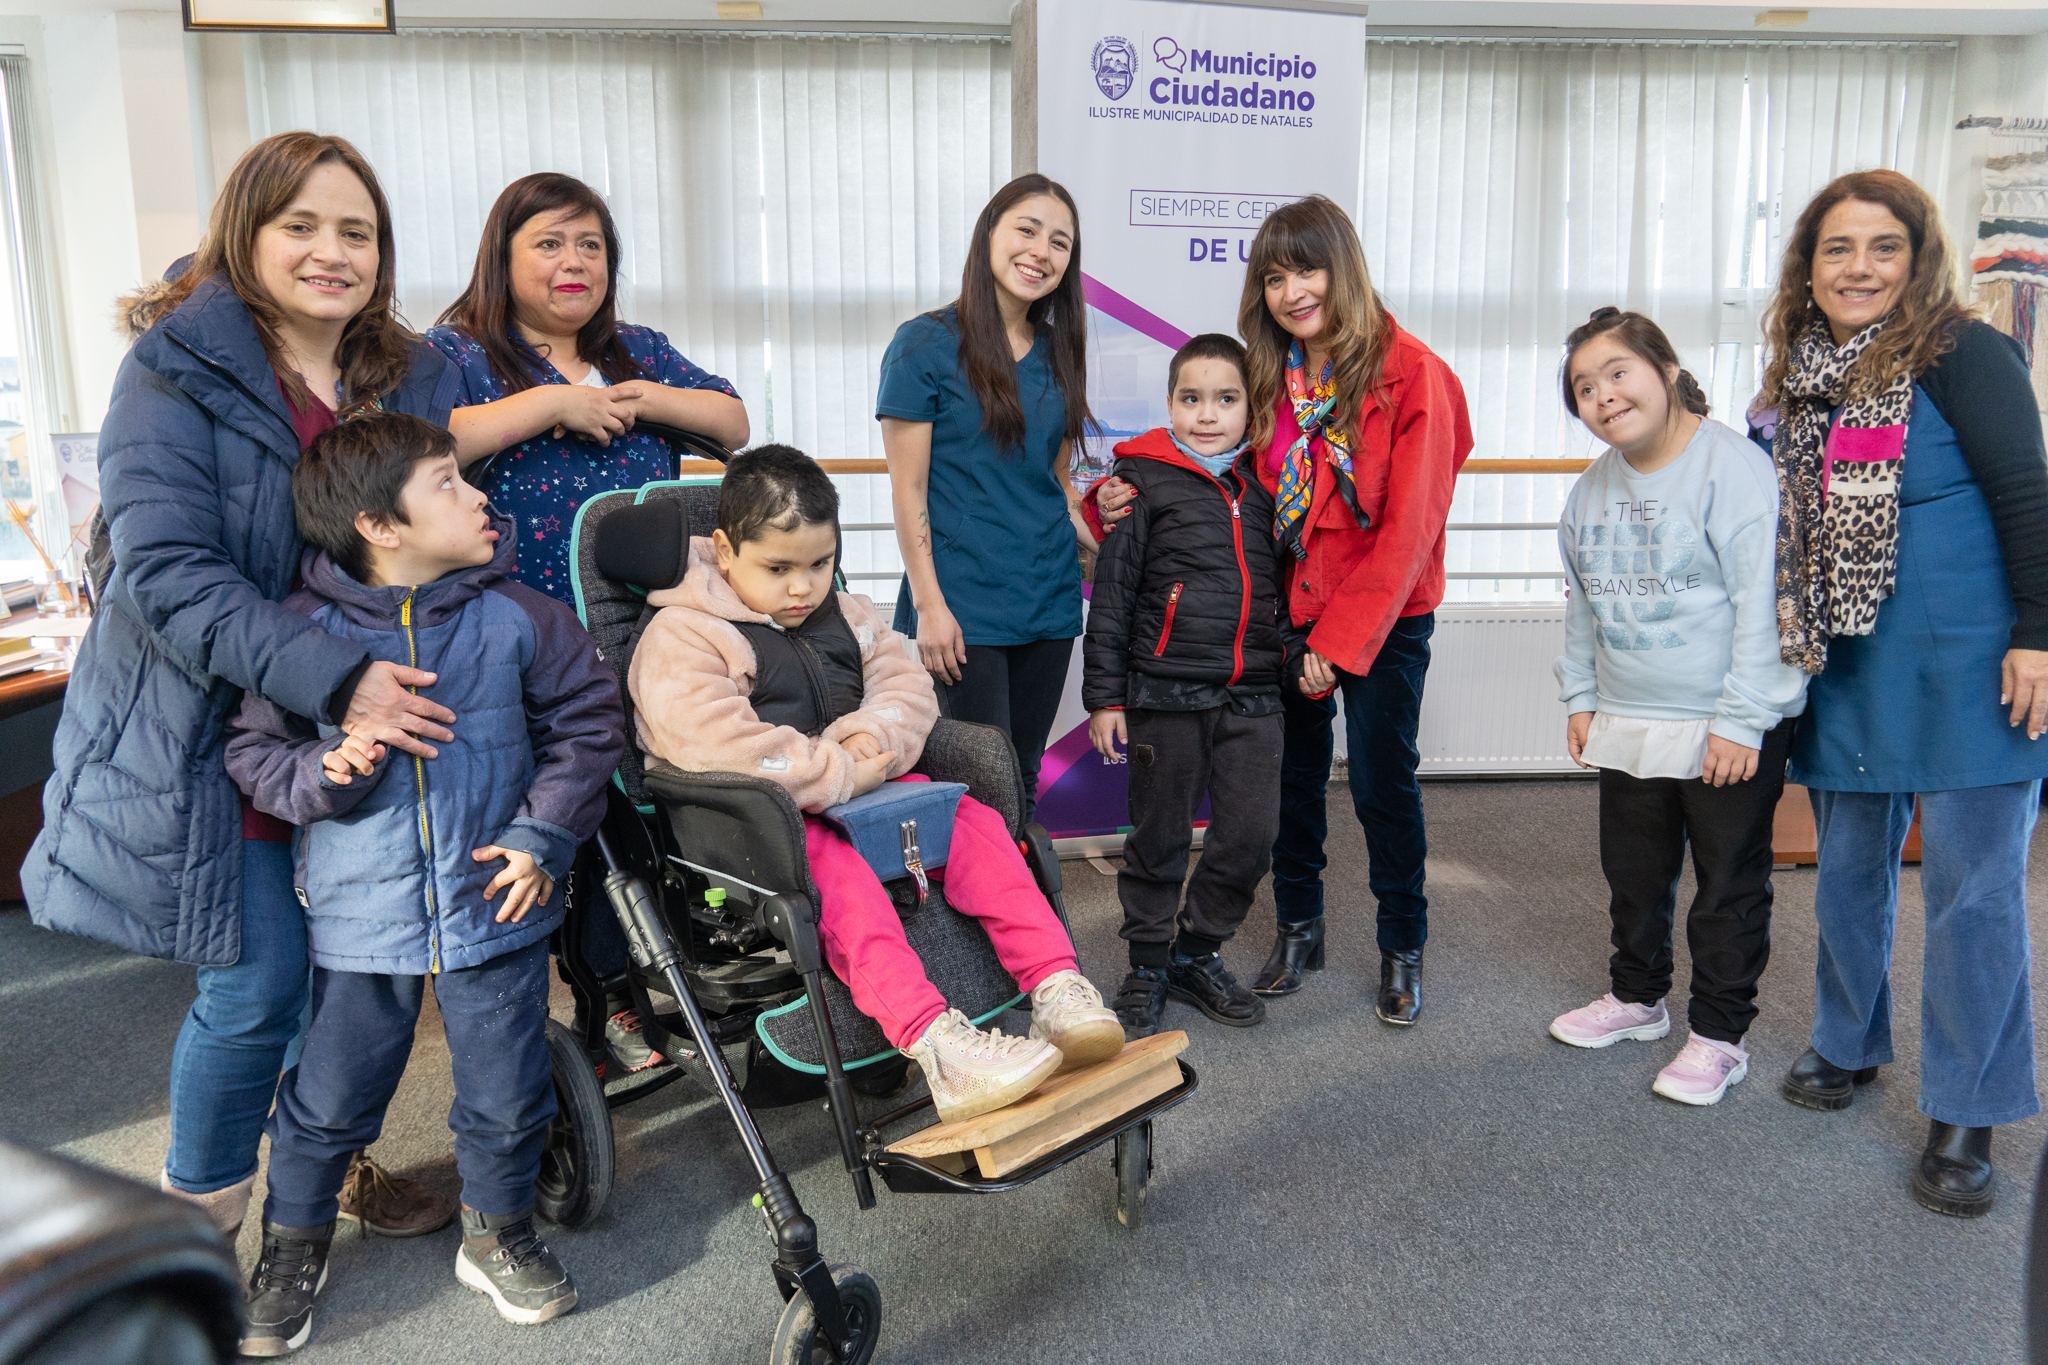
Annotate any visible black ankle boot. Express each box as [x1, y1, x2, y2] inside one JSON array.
[[1376, 947, 1422, 1025], [1251, 919, 1325, 997], [1913, 1121, 1994, 1218], [1780, 1046, 1881, 1112]]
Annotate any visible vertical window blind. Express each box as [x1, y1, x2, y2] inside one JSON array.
[[247, 29, 1010, 578], [1362, 38, 1957, 598], [245, 31, 1955, 602]]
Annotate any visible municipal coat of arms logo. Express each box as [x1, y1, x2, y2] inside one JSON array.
[[1092, 37, 1136, 101]]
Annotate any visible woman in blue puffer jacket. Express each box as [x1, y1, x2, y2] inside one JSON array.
[[23, 132, 463, 1238]]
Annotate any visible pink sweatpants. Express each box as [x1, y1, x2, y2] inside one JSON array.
[[806, 792, 1077, 1049]]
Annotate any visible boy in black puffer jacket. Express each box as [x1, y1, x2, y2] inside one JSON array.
[[1081, 334, 1298, 1037]]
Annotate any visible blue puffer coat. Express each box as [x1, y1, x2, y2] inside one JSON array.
[[22, 275, 458, 965], [223, 522, 624, 974]]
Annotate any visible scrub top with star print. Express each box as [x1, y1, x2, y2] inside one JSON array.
[[425, 323, 741, 606]]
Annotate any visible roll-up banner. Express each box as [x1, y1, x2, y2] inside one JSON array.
[[1032, 0, 1366, 854]]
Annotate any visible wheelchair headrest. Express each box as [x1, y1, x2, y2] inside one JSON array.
[[594, 499, 690, 592]]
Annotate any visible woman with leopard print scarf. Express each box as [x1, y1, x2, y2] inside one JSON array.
[[1750, 170, 2048, 1221]]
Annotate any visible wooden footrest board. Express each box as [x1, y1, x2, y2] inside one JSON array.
[[886, 1031, 1189, 1178]]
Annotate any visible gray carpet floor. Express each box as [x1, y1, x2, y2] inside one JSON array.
[[3, 776, 2040, 1365]]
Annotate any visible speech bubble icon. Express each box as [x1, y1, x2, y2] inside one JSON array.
[[1153, 37, 1186, 73]]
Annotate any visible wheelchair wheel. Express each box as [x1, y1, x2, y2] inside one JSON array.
[[535, 1018, 615, 1228], [1114, 1122, 1151, 1229], [769, 1264, 881, 1365]]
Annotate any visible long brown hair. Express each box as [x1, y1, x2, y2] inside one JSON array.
[[437, 173, 642, 394], [123, 131, 417, 417], [1561, 307, 1710, 427], [944, 174, 1094, 455], [1758, 169, 1971, 406], [1238, 195, 1391, 453]]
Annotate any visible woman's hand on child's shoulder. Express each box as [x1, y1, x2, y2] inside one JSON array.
[[1096, 476, 1138, 525]]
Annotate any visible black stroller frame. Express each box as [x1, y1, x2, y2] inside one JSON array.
[[530, 448, 1197, 1364]]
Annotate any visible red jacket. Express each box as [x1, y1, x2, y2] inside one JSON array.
[[1256, 318, 1472, 676]]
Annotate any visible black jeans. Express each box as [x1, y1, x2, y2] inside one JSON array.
[[1598, 720, 1792, 1044], [935, 637, 1074, 825], [1271, 612, 1433, 953], [1119, 705, 1285, 968]]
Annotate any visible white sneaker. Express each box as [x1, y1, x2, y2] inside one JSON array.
[[1548, 993, 1671, 1048], [1652, 1032, 1750, 1106], [1028, 969, 1126, 1069], [902, 1008, 1063, 1124]]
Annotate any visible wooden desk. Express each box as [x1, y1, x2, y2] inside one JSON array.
[[0, 613, 74, 901], [1772, 782, 1921, 866]]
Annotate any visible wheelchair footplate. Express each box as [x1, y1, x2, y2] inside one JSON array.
[[867, 1032, 1196, 1193]]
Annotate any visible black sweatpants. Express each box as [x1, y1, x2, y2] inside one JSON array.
[[1118, 705, 1285, 969], [935, 637, 1074, 825], [1598, 720, 1793, 1044]]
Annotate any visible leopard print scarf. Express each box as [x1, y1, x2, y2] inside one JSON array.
[[1772, 314, 1914, 674]]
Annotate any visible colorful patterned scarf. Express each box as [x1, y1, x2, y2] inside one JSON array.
[[1771, 313, 1915, 674], [1273, 341, 1368, 559]]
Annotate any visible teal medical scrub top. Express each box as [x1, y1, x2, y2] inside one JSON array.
[[876, 306, 1083, 646]]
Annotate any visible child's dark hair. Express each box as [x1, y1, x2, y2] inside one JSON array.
[[1561, 307, 1709, 422], [1168, 332, 1249, 394], [717, 444, 840, 547], [293, 411, 458, 583]]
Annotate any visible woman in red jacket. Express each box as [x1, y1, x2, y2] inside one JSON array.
[[1237, 196, 1473, 1023]]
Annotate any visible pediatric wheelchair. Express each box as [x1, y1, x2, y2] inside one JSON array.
[[534, 466, 1197, 1365]]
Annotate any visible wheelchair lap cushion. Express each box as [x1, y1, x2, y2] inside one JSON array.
[[755, 877, 1026, 1071], [821, 780, 968, 882]]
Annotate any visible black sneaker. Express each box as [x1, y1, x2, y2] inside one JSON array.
[[606, 1007, 666, 1074], [240, 1220, 334, 1357], [1167, 953, 1266, 1028], [455, 1207, 578, 1324], [1114, 969, 1170, 1039]]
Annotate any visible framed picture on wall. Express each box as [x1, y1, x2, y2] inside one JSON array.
[[182, 0, 395, 34]]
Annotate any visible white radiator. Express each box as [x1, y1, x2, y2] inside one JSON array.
[[1396, 605, 1578, 775]]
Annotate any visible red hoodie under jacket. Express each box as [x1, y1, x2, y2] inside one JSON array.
[[1257, 317, 1473, 677]]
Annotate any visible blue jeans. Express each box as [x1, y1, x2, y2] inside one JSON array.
[[164, 840, 310, 1193], [1271, 612, 1433, 953], [1809, 781, 2042, 1127], [263, 939, 556, 1226]]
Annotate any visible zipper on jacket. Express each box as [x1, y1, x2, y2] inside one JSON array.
[[790, 633, 833, 736], [1225, 495, 1251, 686], [401, 590, 440, 974], [1152, 582, 1184, 656]]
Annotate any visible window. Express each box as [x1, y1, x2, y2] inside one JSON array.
[[1362, 37, 1957, 600], [248, 28, 1012, 593], [0, 52, 78, 591]]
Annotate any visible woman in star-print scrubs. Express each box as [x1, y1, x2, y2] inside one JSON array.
[[428, 172, 747, 606]]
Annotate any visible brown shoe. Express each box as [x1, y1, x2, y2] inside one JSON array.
[[337, 1151, 457, 1238]]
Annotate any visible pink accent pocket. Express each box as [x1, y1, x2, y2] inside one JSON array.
[[1820, 422, 1906, 499]]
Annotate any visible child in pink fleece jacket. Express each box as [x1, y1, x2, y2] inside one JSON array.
[[628, 446, 1123, 1122]]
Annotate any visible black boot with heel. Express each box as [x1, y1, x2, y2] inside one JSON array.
[[1251, 919, 1325, 997], [1913, 1120, 1994, 1218], [1376, 947, 1423, 1026]]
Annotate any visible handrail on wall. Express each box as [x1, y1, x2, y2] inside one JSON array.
[[733, 456, 1595, 581], [677, 457, 1598, 476]]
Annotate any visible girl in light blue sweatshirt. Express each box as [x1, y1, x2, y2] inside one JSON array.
[[1548, 308, 1808, 1107]]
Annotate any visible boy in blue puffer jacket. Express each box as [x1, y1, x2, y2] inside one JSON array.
[[224, 412, 622, 1356]]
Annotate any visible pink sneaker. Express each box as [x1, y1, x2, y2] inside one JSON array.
[[1652, 1033, 1750, 1106], [1549, 993, 1670, 1048]]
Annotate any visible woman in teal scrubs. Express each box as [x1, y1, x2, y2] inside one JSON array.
[[878, 174, 1102, 821]]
